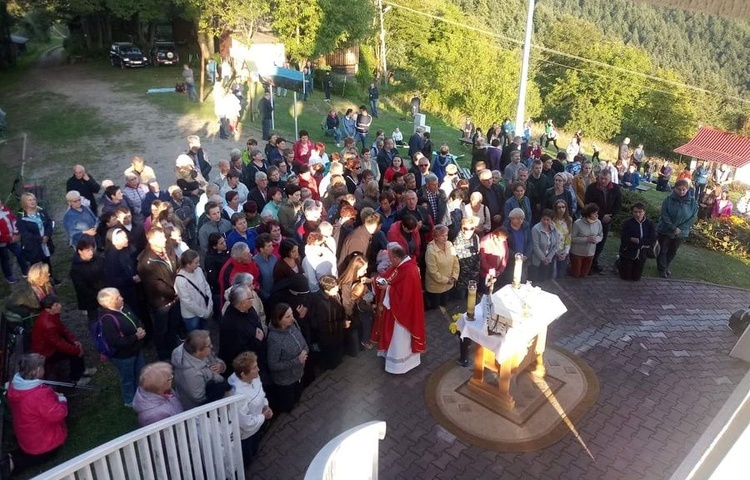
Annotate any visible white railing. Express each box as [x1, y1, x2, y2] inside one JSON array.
[[304, 421, 387, 480], [35, 395, 246, 480]]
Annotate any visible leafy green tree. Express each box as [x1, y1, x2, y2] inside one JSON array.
[[621, 71, 698, 157], [538, 16, 652, 140], [176, 0, 268, 100], [384, 0, 541, 127], [270, 0, 374, 65], [269, 0, 321, 65]]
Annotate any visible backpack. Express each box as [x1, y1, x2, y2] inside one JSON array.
[[91, 314, 122, 359]]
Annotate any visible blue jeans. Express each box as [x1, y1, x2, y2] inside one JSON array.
[[186, 83, 197, 101], [370, 99, 378, 117], [183, 316, 206, 333], [110, 352, 145, 405], [326, 128, 342, 143], [0, 241, 28, 279], [355, 132, 368, 151], [554, 257, 568, 279]]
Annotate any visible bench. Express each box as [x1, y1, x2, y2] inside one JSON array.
[[459, 137, 474, 147]]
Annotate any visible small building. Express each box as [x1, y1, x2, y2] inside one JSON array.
[[674, 126, 750, 184]]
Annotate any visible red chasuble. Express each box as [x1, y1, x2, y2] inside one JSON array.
[[372, 257, 426, 353]]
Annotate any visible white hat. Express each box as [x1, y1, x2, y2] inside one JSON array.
[[623, 137, 631, 145], [176, 154, 194, 168]]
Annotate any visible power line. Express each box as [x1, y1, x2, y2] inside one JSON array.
[[393, 14, 701, 102], [385, 0, 750, 104]]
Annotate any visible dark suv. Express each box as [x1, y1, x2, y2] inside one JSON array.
[[109, 43, 149, 69], [150, 42, 180, 66]]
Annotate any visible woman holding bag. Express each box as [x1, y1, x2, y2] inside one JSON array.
[[175, 250, 213, 333]]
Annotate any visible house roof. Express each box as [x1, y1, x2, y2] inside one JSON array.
[[673, 126, 750, 168]]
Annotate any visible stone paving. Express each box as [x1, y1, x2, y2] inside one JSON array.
[[248, 277, 750, 479]]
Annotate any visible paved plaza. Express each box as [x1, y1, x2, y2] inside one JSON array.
[[249, 277, 750, 479]]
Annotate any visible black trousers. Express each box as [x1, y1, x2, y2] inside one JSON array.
[[619, 255, 647, 281], [269, 381, 303, 414], [592, 221, 611, 269], [46, 351, 85, 382], [425, 290, 450, 310], [657, 235, 683, 273]]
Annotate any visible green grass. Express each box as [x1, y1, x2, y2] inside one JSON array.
[[601, 234, 750, 288]]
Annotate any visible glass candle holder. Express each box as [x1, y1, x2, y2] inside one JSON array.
[[467, 280, 477, 320]]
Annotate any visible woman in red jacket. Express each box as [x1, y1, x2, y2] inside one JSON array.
[[4, 353, 68, 476], [31, 295, 96, 386]]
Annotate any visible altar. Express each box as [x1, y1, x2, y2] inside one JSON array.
[[457, 284, 567, 412]]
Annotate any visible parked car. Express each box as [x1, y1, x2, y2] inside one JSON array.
[[150, 41, 180, 66], [109, 43, 149, 69]]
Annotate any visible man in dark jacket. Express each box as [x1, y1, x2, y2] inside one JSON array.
[[368, 82, 379, 117], [584, 169, 622, 274], [219, 284, 267, 380], [66, 165, 101, 213], [500, 136, 523, 172], [258, 91, 273, 141], [418, 174, 447, 228], [68, 236, 105, 324], [408, 127, 425, 159], [137, 227, 179, 360]]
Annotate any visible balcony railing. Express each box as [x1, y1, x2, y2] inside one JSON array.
[[35, 395, 246, 480], [304, 421, 387, 480]]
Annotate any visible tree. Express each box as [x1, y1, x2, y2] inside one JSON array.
[[270, 0, 375, 65], [176, 0, 268, 101], [621, 71, 698, 157], [537, 16, 652, 140], [384, 0, 541, 127]]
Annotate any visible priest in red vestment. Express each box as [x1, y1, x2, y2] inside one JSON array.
[[373, 243, 425, 374]]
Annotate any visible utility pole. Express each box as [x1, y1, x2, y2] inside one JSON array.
[[515, 0, 535, 134], [378, 0, 390, 85]]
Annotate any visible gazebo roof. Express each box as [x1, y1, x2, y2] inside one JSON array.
[[674, 126, 750, 168]]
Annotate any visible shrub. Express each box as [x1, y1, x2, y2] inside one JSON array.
[[356, 44, 376, 90], [611, 189, 661, 233], [688, 216, 750, 260], [726, 180, 750, 194]]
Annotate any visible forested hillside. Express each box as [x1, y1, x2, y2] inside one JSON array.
[[453, 0, 750, 98], [439, 0, 750, 152]]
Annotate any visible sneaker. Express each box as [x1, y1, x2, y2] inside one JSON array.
[[75, 377, 92, 387], [4, 276, 17, 285], [83, 367, 98, 377]]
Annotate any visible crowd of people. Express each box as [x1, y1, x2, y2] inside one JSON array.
[[0, 113, 716, 474]]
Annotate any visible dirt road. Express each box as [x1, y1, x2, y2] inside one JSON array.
[[15, 47, 256, 196]]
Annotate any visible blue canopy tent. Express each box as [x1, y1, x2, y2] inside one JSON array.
[[258, 67, 305, 138]]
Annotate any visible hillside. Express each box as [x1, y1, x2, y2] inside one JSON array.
[[453, 0, 749, 98]]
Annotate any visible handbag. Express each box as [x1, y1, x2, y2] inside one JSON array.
[[177, 274, 210, 307]]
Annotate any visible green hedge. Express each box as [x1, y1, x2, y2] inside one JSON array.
[[611, 189, 662, 233]]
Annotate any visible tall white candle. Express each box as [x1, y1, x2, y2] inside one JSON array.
[[513, 253, 524, 288]]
